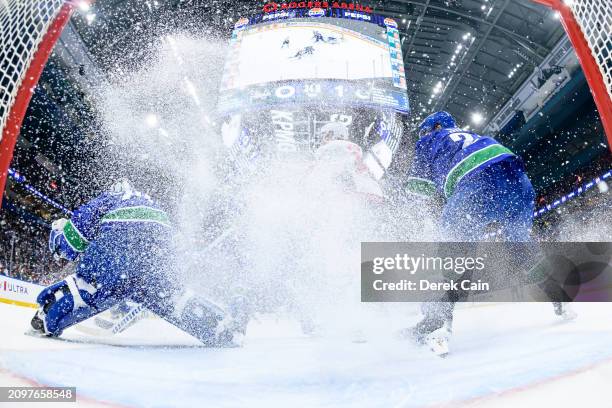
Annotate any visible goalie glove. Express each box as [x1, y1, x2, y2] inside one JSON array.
[[48, 218, 80, 261]]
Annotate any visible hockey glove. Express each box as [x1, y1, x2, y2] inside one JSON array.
[[48, 218, 79, 261]]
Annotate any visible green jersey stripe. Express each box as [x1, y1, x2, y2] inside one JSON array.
[[444, 145, 514, 198], [406, 177, 437, 197], [101, 207, 171, 226], [63, 220, 89, 252]]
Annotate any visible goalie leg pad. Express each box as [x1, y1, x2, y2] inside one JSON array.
[[33, 273, 117, 336], [137, 288, 232, 346]]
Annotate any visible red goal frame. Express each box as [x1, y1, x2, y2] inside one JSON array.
[[0, 1, 610, 209], [533, 0, 612, 152], [0, 2, 75, 207]]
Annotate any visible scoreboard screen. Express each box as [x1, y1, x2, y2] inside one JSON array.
[[217, 8, 409, 178], [219, 11, 408, 113]]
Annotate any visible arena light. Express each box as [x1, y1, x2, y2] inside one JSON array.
[[471, 112, 484, 124], [85, 13, 96, 24], [432, 81, 443, 95], [78, 1, 90, 12]]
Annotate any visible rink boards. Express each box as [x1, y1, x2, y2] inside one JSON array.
[[0, 275, 39, 308]]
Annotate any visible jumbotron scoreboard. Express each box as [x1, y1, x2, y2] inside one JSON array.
[[218, 2, 409, 178]]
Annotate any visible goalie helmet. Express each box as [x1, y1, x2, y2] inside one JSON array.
[[109, 179, 133, 196]]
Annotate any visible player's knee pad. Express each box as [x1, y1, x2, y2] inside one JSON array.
[[33, 274, 99, 336]]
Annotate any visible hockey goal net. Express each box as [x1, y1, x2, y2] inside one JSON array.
[[0, 0, 75, 203], [534, 0, 612, 150], [0, 1, 610, 204]]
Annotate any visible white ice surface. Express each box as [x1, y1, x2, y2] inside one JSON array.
[[1, 302, 612, 407]]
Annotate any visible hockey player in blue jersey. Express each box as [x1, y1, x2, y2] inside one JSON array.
[[403, 112, 573, 356], [313, 30, 325, 43], [312, 30, 341, 45], [31, 180, 243, 346], [405, 111, 535, 241]]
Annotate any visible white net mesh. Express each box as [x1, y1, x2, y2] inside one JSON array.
[[569, 0, 612, 103], [0, 0, 67, 142]]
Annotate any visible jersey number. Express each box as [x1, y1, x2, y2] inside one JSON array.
[[449, 132, 477, 149]]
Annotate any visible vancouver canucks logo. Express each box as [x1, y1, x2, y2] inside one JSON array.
[[234, 17, 249, 29], [308, 8, 325, 17], [383, 18, 398, 28]]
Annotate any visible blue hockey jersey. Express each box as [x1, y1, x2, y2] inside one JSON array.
[[54, 188, 171, 261], [405, 127, 518, 199]]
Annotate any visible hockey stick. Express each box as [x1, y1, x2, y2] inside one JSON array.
[[92, 303, 147, 335]]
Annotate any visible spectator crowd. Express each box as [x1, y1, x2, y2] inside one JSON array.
[[0, 211, 65, 285]]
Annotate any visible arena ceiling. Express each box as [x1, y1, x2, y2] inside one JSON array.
[[68, 0, 566, 129], [7, 0, 611, 216]]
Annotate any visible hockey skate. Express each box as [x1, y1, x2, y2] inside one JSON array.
[[424, 326, 451, 357], [30, 289, 63, 337], [397, 324, 450, 357], [30, 310, 50, 336], [554, 302, 577, 321]]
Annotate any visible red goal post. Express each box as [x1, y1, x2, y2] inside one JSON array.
[[0, 1, 76, 207], [533, 0, 612, 152], [0, 1, 610, 209]]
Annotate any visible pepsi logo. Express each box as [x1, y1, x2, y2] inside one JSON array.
[[383, 18, 398, 28], [234, 17, 249, 29], [308, 8, 325, 17]]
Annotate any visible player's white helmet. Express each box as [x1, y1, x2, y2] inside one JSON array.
[[109, 179, 133, 195], [319, 122, 349, 144]]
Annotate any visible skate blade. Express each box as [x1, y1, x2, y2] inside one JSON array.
[[24, 328, 46, 338], [24, 328, 58, 339]]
